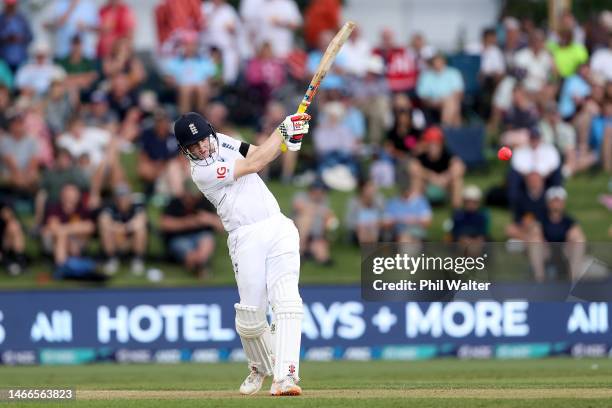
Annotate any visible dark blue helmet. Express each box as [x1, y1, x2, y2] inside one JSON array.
[[173, 112, 218, 164]]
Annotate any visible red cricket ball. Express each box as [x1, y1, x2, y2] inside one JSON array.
[[498, 146, 512, 161]]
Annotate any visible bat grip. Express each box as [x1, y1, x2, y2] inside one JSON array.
[[281, 101, 310, 152]]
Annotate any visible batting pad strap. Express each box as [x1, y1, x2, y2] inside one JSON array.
[[234, 303, 274, 376]]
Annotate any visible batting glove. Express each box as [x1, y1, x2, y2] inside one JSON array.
[[278, 113, 311, 152]]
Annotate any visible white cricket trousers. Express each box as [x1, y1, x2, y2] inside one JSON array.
[[227, 213, 301, 310]]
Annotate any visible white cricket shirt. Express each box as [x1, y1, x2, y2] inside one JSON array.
[[190, 133, 280, 232]]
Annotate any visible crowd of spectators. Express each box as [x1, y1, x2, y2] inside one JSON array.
[[0, 0, 611, 282]]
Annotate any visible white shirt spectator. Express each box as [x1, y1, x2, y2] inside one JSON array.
[[513, 48, 554, 92], [15, 61, 66, 96], [57, 127, 111, 167], [342, 36, 372, 77], [45, 0, 99, 59], [590, 46, 612, 81], [202, 0, 241, 83], [480, 45, 506, 76], [511, 142, 561, 177], [492, 76, 517, 111], [256, 0, 302, 58]]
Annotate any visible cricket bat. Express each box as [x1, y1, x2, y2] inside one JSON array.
[[281, 21, 356, 152]]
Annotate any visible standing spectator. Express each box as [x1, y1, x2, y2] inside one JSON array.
[[303, 0, 340, 50], [57, 35, 99, 94], [374, 28, 419, 95], [160, 182, 222, 279], [98, 184, 147, 276], [256, 0, 302, 58], [383, 181, 432, 243], [15, 42, 66, 97], [590, 32, 612, 82], [513, 29, 555, 95], [292, 181, 336, 265], [548, 29, 588, 79], [137, 109, 186, 197], [155, 0, 204, 47], [0, 200, 26, 276], [410, 126, 465, 208], [41, 183, 96, 273], [201, 0, 242, 84], [162, 33, 216, 113], [44, 0, 99, 60], [97, 0, 135, 59], [345, 179, 385, 244], [416, 53, 464, 126], [0, 110, 39, 195], [451, 185, 488, 256], [0, 0, 33, 72]]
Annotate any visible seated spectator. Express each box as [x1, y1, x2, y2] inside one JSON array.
[[0, 84, 10, 130], [107, 72, 140, 126], [558, 63, 592, 120], [0, 200, 26, 276], [342, 27, 373, 78], [590, 32, 612, 82], [506, 171, 547, 241], [245, 42, 287, 107], [201, 0, 241, 85], [500, 85, 540, 147], [155, 0, 203, 48], [373, 28, 419, 95], [0, 0, 33, 72], [82, 90, 120, 135], [548, 29, 588, 79], [34, 147, 90, 229], [102, 37, 145, 90], [15, 41, 66, 97], [307, 30, 348, 91], [98, 184, 147, 276], [539, 102, 596, 177], [162, 33, 216, 114], [416, 53, 464, 126], [345, 179, 385, 244], [303, 0, 340, 50], [57, 35, 98, 94], [451, 185, 488, 257], [159, 182, 222, 279], [0, 110, 39, 195], [313, 101, 362, 178], [254, 101, 295, 182], [410, 127, 465, 208], [513, 29, 554, 95], [137, 109, 187, 197], [409, 32, 436, 71], [478, 28, 505, 108], [508, 127, 561, 206], [589, 96, 612, 172], [382, 181, 432, 243], [293, 180, 336, 265], [0, 59, 13, 90], [41, 183, 96, 271]]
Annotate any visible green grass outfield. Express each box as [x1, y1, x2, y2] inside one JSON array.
[[1, 359, 612, 407]]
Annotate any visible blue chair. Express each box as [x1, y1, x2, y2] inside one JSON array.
[[443, 125, 486, 169]]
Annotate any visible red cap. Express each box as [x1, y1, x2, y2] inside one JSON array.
[[423, 126, 444, 144]]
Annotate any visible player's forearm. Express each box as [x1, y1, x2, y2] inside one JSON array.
[[245, 129, 284, 173]]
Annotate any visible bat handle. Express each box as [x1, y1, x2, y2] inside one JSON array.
[[281, 102, 310, 152]]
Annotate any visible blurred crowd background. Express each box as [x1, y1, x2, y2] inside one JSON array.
[[0, 0, 611, 284]]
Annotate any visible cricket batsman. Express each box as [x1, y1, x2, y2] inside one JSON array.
[[173, 111, 310, 396]]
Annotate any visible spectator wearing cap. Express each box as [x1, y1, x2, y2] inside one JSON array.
[[41, 183, 95, 269], [373, 28, 419, 95], [0, 0, 33, 72], [15, 41, 67, 96], [34, 147, 90, 230], [44, 0, 99, 60], [509, 127, 561, 206], [345, 179, 385, 245], [0, 110, 39, 195], [137, 109, 187, 197], [160, 181, 222, 279], [292, 180, 336, 265], [382, 178, 432, 243], [416, 53, 464, 126], [410, 126, 466, 208], [539, 102, 596, 177], [0, 199, 27, 276], [162, 33, 216, 113], [98, 183, 147, 276], [451, 185, 489, 257], [531, 186, 586, 282], [57, 35, 98, 93], [548, 29, 588, 79], [97, 0, 136, 59]]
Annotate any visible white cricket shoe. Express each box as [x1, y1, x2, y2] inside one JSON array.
[[270, 375, 302, 396], [239, 368, 266, 395]]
